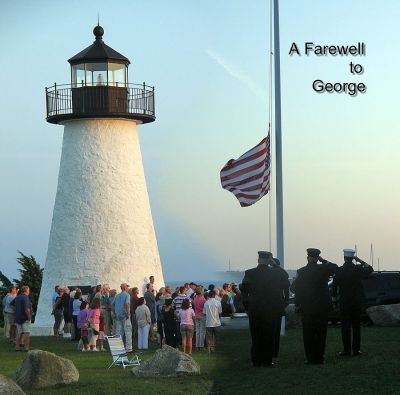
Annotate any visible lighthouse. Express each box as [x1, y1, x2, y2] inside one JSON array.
[[33, 25, 165, 335]]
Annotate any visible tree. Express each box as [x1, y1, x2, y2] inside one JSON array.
[[14, 251, 43, 321]]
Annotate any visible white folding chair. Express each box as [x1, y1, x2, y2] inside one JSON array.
[[105, 335, 140, 369]]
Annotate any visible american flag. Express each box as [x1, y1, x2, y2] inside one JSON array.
[[220, 134, 271, 207]]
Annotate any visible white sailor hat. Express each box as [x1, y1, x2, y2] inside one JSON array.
[[343, 249, 356, 257]]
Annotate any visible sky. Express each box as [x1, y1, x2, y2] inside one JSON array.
[[0, 0, 399, 282]]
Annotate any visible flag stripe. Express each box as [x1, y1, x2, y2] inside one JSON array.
[[221, 159, 266, 183], [220, 145, 267, 177], [221, 165, 270, 189], [220, 133, 271, 207]]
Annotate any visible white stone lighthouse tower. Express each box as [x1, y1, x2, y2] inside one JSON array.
[[33, 25, 164, 335]]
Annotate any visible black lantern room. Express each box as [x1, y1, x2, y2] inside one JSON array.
[[46, 25, 155, 124]]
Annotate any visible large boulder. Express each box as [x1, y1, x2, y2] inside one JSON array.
[[15, 350, 79, 389], [366, 304, 400, 326], [0, 374, 25, 395], [132, 345, 200, 377], [285, 304, 302, 329]]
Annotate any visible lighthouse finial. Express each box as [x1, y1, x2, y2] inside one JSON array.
[[93, 16, 104, 42]]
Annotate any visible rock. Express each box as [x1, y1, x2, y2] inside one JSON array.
[[285, 304, 302, 329], [15, 350, 79, 389], [0, 374, 25, 395], [366, 304, 400, 326], [131, 345, 200, 377]]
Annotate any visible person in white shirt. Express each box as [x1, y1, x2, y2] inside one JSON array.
[[203, 289, 222, 353], [187, 282, 197, 298], [3, 286, 18, 340]]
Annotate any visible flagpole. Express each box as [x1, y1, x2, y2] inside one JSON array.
[[273, 0, 284, 269], [273, 0, 285, 336]]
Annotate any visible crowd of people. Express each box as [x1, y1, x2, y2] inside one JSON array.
[[47, 276, 246, 354], [3, 247, 373, 368], [2, 285, 32, 351]]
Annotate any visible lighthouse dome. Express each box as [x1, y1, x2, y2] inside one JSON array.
[[45, 25, 155, 125]]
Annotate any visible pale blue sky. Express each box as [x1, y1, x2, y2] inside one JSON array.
[[0, 0, 399, 280]]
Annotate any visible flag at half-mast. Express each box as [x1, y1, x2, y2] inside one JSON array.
[[220, 133, 271, 207]]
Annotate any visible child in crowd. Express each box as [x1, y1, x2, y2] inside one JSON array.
[[178, 298, 195, 354], [97, 313, 106, 351], [77, 301, 90, 351], [88, 299, 101, 351]]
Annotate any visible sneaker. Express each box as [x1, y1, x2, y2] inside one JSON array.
[[100, 347, 107, 352], [82, 348, 88, 352], [92, 347, 98, 352]]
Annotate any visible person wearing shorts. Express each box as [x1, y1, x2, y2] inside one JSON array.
[[203, 289, 222, 353], [178, 298, 195, 354], [14, 286, 32, 352], [77, 301, 90, 351], [3, 286, 18, 341]]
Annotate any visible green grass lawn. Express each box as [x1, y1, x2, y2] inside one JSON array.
[[0, 326, 399, 395]]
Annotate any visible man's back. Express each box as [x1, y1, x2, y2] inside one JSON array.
[[242, 264, 289, 316], [204, 298, 222, 328], [114, 291, 129, 319], [14, 294, 31, 324], [173, 294, 190, 313], [334, 263, 373, 310], [295, 263, 337, 315], [4, 293, 16, 313]]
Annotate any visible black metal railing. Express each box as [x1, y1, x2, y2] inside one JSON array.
[[45, 82, 155, 124]]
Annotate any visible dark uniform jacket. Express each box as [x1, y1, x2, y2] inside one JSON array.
[[333, 262, 373, 312], [295, 262, 338, 315], [241, 264, 290, 317]]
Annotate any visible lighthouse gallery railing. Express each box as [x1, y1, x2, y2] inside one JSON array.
[[45, 83, 155, 123]]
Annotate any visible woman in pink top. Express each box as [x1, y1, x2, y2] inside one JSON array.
[[193, 288, 206, 350], [87, 299, 101, 351], [178, 298, 195, 354]]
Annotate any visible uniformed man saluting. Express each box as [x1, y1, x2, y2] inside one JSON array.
[[241, 251, 290, 367], [332, 249, 373, 356], [272, 258, 290, 362], [294, 248, 338, 364]]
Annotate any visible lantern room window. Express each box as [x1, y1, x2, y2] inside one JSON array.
[[71, 64, 86, 87], [108, 63, 127, 87], [71, 62, 127, 87]]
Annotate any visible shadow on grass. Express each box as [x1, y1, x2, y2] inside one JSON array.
[[204, 325, 400, 395]]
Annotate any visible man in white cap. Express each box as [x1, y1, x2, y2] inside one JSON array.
[[332, 249, 373, 356]]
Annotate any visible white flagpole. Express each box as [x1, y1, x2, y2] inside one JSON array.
[[273, 0, 284, 269], [273, 0, 285, 335]]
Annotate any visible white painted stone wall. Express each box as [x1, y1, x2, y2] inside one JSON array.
[[33, 118, 164, 335]]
